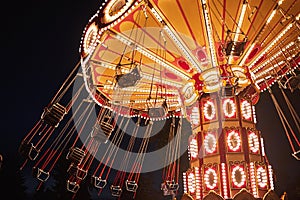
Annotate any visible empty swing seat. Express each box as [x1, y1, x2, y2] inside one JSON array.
[[166, 180, 179, 191], [110, 185, 122, 197], [33, 167, 50, 182], [161, 182, 175, 196], [67, 180, 80, 193], [125, 180, 138, 192], [116, 65, 141, 88], [19, 141, 40, 161], [92, 176, 107, 189], [41, 103, 66, 127], [66, 147, 85, 165]]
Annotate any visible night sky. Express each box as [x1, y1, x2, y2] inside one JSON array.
[[1, 0, 300, 199]]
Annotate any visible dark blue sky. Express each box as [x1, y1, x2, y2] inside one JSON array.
[[0, 0, 299, 199]]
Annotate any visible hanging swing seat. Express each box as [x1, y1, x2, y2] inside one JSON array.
[[67, 180, 80, 193], [292, 150, 300, 160], [67, 163, 87, 180], [147, 98, 168, 118], [111, 185, 122, 197], [33, 167, 50, 182], [161, 182, 175, 196], [19, 141, 40, 161], [284, 74, 300, 92], [165, 180, 179, 191], [92, 176, 107, 189], [66, 147, 85, 165], [125, 180, 138, 192], [116, 64, 141, 88], [224, 31, 247, 57], [41, 103, 66, 127]]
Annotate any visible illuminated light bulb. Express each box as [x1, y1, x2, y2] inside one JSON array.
[[249, 132, 260, 153], [227, 130, 241, 152], [204, 133, 217, 153], [232, 166, 246, 187], [223, 99, 236, 118], [204, 168, 218, 189]]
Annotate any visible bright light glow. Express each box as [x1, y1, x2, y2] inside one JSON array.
[[203, 100, 216, 120], [227, 130, 241, 152], [268, 165, 275, 190], [232, 166, 246, 187], [83, 22, 98, 55], [204, 133, 217, 154], [249, 132, 260, 153], [201, 0, 218, 67], [266, 10, 277, 25], [261, 137, 265, 156], [223, 98, 236, 118], [257, 167, 268, 188], [241, 100, 252, 120], [204, 168, 218, 189]]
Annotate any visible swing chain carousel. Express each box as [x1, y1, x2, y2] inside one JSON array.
[[18, 0, 300, 199]]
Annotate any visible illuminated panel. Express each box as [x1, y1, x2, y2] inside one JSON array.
[[183, 172, 187, 194], [268, 165, 275, 190], [227, 130, 242, 152], [248, 131, 260, 154], [204, 167, 218, 190], [221, 163, 228, 199], [231, 165, 246, 188], [188, 172, 196, 194], [204, 132, 218, 154], [222, 98, 237, 119], [252, 106, 257, 124], [189, 138, 199, 159], [241, 100, 252, 121], [203, 99, 216, 121], [256, 166, 268, 189], [191, 106, 200, 127], [250, 162, 258, 198], [195, 167, 201, 199]]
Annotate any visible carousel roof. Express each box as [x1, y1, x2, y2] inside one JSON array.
[[79, 0, 300, 113]]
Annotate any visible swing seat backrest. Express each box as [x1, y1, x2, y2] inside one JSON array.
[[166, 180, 179, 191], [67, 180, 80, 193], [92, 176, 107, 189], [125, 180, 138, 192], [35, 168, 50, 182], [66, 147, 85, 165], [28, 143, 40, 161], [111, 185, 122, 197]]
